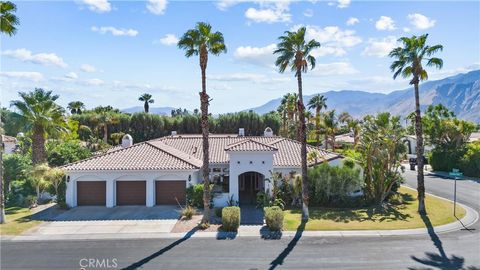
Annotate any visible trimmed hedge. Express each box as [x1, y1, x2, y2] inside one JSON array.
[[429, 142, 480, 177], [264, 206, 284, 231], [222, 206, 240, 231]]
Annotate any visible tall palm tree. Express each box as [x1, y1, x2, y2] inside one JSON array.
[[67, 101, 85, 114], [10, 88, 68, 164], [324, 110, 340, 151], [138, 93, 154, 113], [0, 1, 19, 36], [389, 34, 443, 214], [274, 26, 321, 221], [92, 112, 118, 143], [347, 118, 361, 146], [307, 94, 327, 147], [0, 0, 20, 224], [178, 22, 226, 225], [338, 111, 352, 126]]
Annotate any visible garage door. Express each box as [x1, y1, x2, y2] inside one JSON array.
[[116, 181, 146, 205], [77, 181, 106, 206], [156, 181, 186, 205]]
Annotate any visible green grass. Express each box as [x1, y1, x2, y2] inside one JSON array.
[[0, 207, 42, 235], [283, 187, 466, 231]]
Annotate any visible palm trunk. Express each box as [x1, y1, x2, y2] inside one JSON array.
[[31, 125, 46, 164], [103, 125, 108, 143], [414, 81, 426, 214], [199, 47, 211, 225], [315, 108, 320, 147], [296, 70, 309, 222], [0, 135, 5, 224], [331, 134, 335, 152], [144, 102, 149, 113]]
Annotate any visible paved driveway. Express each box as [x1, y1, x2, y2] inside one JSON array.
[[23, 206, 181, 236]]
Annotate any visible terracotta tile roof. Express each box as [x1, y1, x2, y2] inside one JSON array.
[[63, 134, 341, 171], [62, 142, 200, 171], [1, 135, 17, 142], [225, 139, 278, 152]]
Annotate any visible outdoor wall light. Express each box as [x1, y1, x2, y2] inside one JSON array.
[[188, 175, 191, 182], [249, 161, 253, 164], [66, 176, 70, 183], [262, 161, 265, 164], [237, 161, 240, 164]]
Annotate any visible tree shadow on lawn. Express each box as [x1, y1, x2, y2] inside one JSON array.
[[289, 193, 414, 224], [408, 214, 478, 270], [268, 221, 305, 270], [121, 227, 197, 270]]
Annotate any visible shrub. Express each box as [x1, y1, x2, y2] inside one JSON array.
[[214, 207, 223, 218], [308, 163, 363, 207], [181, 205, 195, 220], [24, 195, 38, 208], [459, 142, 480, 177], [186, 184, 204, 208], [256, 191, 285, 210], [264, 206, 284, 231], [198, 222, 210, 230], [222, 206, 240, 231]]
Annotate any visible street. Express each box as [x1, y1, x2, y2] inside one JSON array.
[[1, 172, 479, 270]]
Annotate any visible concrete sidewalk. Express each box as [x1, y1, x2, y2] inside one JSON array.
[[3, 201, 477, 242]]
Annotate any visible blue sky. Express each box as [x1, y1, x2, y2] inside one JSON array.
[[1, 0, 479, 113]]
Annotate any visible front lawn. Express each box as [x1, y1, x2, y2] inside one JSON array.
[[283, 187, 465, 231], [0, 207, 42, 235]]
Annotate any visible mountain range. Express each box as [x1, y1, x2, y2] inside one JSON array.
[[246, 70, 480, 123], [122, 70, 480, 122]]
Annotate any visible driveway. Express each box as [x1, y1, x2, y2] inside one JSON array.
[[23, 206, 181, 236]]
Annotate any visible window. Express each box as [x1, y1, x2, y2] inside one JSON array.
[[211, 169, 229, 193]]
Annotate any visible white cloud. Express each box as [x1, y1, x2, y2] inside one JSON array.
[[65, 72, 78, 79], [375, 16, 396, 31], [337, 0, 351, 8], [303, 9, 314, 17], [407, 13, 436, 29], [245, 1, 291, 24], [234, 43, 277, 67], [299, 25, 362, 47], [147, 0, 167, 15], [362, 36, 398, 57], [346, 17, 359, 26], [91, 26, 138, 37], [82, 78, 104, 86], [79, 0, 111, 13], [215, 0, 247, 11], [403, 27, 411, 33], [312, 46, 346, 57], [2, 48, 67, 68], [80, 64, 97, 72], [154, 34, 179, 46], [311, 62, 358, 76], [210, 73, 290, 84], [0, 71, 44, 82]]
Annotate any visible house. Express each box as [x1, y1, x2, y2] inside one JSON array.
[[1, 135, 18, 154], [63, 128, 342, 208], [403, 135, 433, 157]]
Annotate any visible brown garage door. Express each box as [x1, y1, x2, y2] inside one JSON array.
[[116, 181, 146, 205], [156, 181, 186, 205], [77, 181, 106, 206]]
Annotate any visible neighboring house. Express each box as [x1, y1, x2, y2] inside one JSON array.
[[63, 128, 342, 208], [334, 133, 355, 147], [469, 132, 480, 143], [403, 135, 433, 157], [2, 135, 18, 154]]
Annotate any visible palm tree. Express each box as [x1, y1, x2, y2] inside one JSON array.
[[10, 88, 67, 164], [178, 22, 226, 225], [323, 110, 340, 151], [338, 112, 352, 126], [92, 112, 118, 143], [389, 34, 443, 214], [0, 0, 19, 224], [67, 101, 85, 114], [274, 26, 321, 221], [347, 118, 361, 146], [0, 1, 19, 36], [307, 94, 327, 147], [139, 93, 154, 113]]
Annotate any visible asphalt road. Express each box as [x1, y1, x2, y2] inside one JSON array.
[[1, 171, 479, 270]]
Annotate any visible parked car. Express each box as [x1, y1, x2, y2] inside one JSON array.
[[409, 156, 428, 170]]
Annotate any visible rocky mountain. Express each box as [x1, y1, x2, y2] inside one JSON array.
[[246, 70, 480, 122]]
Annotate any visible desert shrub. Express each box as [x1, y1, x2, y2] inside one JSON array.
[[46, 140, 91, 167], [24, 195, 38, 208], [459, 142, 480, 177], [77, 125, 93, 141], [256, 191, 285, 210], [214, 207, 223, 218], [181, 205, 195, 220], [264, 206, 284, 231], [429, 149, 464, 173], [198, 222, 210, 230], [342, 158, 355, 169], [186, 184, 204, 208], [222, 206, 240, 231], [308, 163, 363, 207]]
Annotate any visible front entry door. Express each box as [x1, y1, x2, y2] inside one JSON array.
[[239, 172, 264, 205]]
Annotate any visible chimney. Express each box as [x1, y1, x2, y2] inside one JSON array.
[[171, 131, 177, 136], [122, 134, 133, 148], [264, 127, 273, 137], [238, 128, 245, 136]]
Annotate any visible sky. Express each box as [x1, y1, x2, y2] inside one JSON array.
[[1, 0, 479, 113]]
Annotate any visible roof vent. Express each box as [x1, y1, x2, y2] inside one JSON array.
[[171, 131, 177, 136], [122, 134, 133, 148], [239, 128, 245, 136], [264, 127, 273, 137]]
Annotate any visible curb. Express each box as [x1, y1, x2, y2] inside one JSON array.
[[2, 188, 478, 242]]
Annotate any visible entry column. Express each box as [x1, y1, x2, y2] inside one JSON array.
[[146, 179, 155, 207], [106, 179, 115, 207]]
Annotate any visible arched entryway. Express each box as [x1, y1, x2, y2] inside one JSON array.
[[238, 171, 264, 205]]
